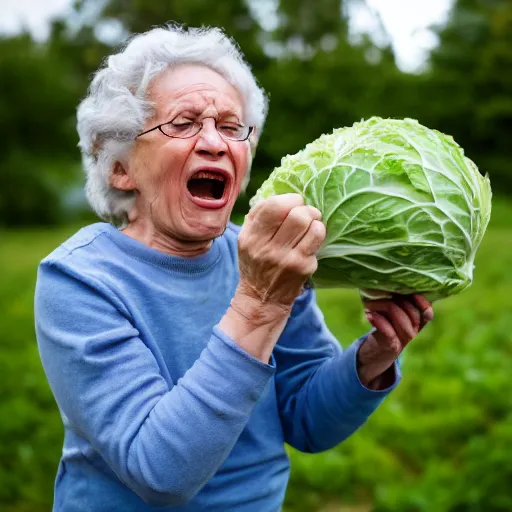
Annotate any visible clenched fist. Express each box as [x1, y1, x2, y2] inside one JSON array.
[[219, 194, 327, 362], [237, 193, 326, 308]]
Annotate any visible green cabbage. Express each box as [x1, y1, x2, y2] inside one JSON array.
[[250, 117, 492, 300]]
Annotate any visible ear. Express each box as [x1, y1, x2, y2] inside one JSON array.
[[110, 161, 137, 191]]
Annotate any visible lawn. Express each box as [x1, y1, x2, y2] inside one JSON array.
[[1, 199, 511, 511]]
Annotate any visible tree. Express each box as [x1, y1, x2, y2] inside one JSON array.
[[425, 0, 512, 192], [0, 34, 84, 225]]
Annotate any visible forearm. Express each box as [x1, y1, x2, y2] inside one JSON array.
[[279, 337, 400, 453], [357, 359, 397, 390], [38, 304, 275, 506], [94, 330, 274, 506], [218, 287, 291, 363]]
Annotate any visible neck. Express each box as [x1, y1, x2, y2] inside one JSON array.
[[121, 221, 213, 258]]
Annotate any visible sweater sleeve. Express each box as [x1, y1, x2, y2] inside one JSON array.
[[274, 288, 401, 453], [34, 259, 275, 507]]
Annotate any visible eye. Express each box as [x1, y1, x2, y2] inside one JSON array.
[[159, 120, 198, 138], [172, 120, 194, 130], [219, 124, 243, 136]]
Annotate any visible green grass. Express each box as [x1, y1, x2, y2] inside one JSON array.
[[0, 201, 511, 511]]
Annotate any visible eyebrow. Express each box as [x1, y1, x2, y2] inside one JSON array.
[[165, 104, 242, 121]]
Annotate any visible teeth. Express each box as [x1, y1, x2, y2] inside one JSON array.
[[194, 171, 225, 181]]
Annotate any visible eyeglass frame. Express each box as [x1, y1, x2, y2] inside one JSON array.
[[136, 117, 254, 142]]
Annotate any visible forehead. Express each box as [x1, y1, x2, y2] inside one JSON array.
[[150, 64, 244, 118]]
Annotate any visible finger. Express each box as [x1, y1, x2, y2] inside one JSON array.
[[295, 219, 326, 256], [393, 295, 421, 331], [246, 194, 305, 240], [272, 205, 322, 249], [365, 311, 402, 355], [246, 194, 304, 221], [410, 294, 434, 325], [364, 300, 416, 341]]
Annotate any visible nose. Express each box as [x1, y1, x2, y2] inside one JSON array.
[[194, 118, 228, 157]]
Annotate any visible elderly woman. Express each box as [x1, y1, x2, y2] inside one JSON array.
[[35, 25, 433, 512]]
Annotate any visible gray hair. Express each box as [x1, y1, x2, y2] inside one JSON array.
[[77, 24, 269, 225]]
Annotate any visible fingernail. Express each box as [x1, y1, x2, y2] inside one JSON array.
[[424, 307, 434, 322]]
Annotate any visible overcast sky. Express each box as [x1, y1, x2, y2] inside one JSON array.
[[0, 0, 454, 72]]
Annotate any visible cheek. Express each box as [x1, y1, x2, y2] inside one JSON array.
[[140, 142, 191, 193], [233, 143, 251, 184]]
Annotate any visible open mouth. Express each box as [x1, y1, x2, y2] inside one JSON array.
[[187, 170, 227, 201]]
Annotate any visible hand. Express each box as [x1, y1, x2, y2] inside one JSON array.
[[237, 193, 326, 309], [357, 293, 434, 389], [219, 194, 326, 363]]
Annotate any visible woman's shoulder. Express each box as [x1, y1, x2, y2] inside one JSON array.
[[36, 222, 129, 311], [40, 222, 114, 267], [38, 223, 122, 291]]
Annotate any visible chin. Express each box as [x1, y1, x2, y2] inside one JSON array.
[[185, 217, 230, 241]]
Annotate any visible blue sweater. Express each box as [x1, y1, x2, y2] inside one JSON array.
[[35, 222, 400, 512]]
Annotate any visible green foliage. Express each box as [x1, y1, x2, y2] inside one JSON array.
[[0, 228, 69, 512], [421, 0, 512, 193], [0, 33, 85, 226], [0, 200, 511, 511]]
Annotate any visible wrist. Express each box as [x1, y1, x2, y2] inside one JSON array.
[[356, 355, 396, 390], [231, 286, 292, 326], [218, 288, 291, 363]]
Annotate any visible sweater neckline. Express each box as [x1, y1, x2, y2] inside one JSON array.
[[103, 223, 221, 273]]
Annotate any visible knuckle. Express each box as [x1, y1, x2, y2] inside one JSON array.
[[280, 193, 305, 204], [290, 256, 317, 277], [272, 193, 304, 212], [285, 254, 306, 275], [287, 207, 312, 228], [306, 205, 322, 220], [247, 200, 266, 219], [264, 196, 281, 209], [310, 220, 326, 241], [392, 343, 401, 357], [387, 335, 401, 355], [246, 206, 258, 220], [256, 197, 279, 217], [285, 253, 301, 270], [305, 258, 318, 276]]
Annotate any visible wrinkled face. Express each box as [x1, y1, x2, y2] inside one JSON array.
[[118, 64, 252, 242]]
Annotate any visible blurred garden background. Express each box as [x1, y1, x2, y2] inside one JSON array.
[[1, 0, 512, 510]]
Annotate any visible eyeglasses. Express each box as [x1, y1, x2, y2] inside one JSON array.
[[136, 118, 254, 142]]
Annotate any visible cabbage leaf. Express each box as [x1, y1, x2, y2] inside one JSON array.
[[250, 117, 492, 300]]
